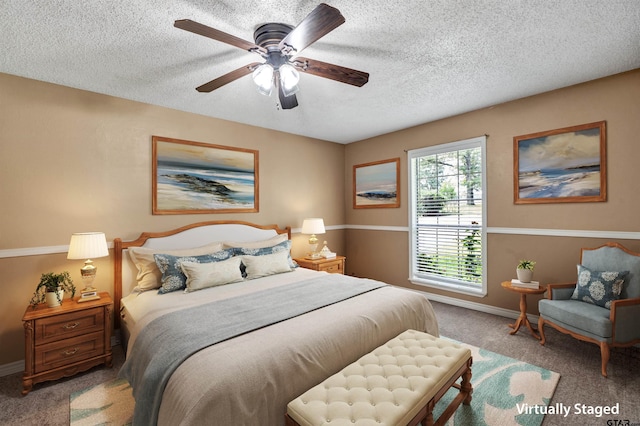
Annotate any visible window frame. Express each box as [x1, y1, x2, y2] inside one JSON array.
[[407, 136, 487, 297]]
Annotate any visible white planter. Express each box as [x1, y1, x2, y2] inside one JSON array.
[[45, 289, 64, 307], [516, 269, 533, 283]]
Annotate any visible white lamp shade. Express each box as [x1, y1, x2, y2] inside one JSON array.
[[67, 232, 109, 259], [301, 218, 325, 235]]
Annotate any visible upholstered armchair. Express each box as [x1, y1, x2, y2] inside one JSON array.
[[538, 242, 640, 377]]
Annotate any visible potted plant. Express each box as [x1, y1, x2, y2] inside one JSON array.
[[516, 260, 536, 283], [30, 271, 76, 308]]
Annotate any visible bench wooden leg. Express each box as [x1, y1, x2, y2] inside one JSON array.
[[284, 413, 300, 426], [461, 358, 473, 405], [432, 357, 473, 426]]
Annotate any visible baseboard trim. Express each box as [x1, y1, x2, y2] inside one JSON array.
[[404, 286, 539, 324], [0, 360, 23, 378]]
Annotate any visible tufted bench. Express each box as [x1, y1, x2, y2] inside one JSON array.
[[285, 330, 472, 426]]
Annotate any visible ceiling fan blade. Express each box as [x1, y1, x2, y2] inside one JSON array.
[[175, 19, 267, 56], [277, 79, 298, 109], [196, 62, 261, 92], [293, 57, 369, 87], [278, 3, 345, 55]]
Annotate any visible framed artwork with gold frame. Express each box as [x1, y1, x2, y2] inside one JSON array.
[[353, 157, 400, 209], [513, 121, 606, 204], [152, 136, 259, 214]]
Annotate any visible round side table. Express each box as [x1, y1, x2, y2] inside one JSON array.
[[501, 281, 547, 339]]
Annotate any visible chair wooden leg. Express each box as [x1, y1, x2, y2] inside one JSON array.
[[599, 342, 610, 378], [538, 317, 546, 345]]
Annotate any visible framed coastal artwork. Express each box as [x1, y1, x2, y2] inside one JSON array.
[[513, 121, 606, 204], [353, 158, 400, 209], [152, 136, 259, 214]]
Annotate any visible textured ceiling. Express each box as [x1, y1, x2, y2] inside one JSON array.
[[1, 1, 639, 143]]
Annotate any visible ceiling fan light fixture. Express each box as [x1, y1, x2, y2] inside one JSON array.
[[279, 63, 300, 97], [252, 63, 274, 96]]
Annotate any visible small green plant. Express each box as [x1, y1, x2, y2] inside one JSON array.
[[517, 260, 536, 270], [30, 271, 76, 308]]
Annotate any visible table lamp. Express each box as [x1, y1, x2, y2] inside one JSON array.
[[301, 218, 325, 259], [67, 232, 109, 302]]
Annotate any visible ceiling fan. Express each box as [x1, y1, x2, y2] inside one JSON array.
[[174, 3, 369, 110]]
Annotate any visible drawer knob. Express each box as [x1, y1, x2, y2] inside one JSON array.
[[62, 322, 80, 330], [62, 348, 79, 356]]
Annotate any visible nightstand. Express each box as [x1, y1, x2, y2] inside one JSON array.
[[294, 256, 346, 274], [21, 292, 113, 395]]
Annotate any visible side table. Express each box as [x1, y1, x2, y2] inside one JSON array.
[[500, 281, 546, 339], [293, 256, 345, 274], [22, 292, 113, 395]]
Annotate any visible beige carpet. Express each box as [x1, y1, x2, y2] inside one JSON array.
[[70, 338, 559, 426]]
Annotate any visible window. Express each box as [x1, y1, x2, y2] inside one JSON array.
[[408, 136, 486, 296]]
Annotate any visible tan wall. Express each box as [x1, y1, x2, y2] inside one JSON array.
[[0, 73, 346, 365], [344, 69, 640, 312]]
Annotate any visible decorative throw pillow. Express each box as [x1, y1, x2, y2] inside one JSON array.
[[571, 264, 628, 309], [154, 248, 235, 294], [180, 257, 243, 292], [232, 239, 297, 269], [241, 251, 293, 280], [128, 242, 224, 292]]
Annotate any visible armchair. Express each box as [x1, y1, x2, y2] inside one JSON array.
[[538, 242, 640, 377]]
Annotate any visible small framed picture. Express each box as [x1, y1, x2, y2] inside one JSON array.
[[514, 121, 606, 204], [353, 158, 400, 209]]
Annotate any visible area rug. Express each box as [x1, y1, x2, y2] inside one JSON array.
[[69, 378, 133, 426], [70, 339, 559, 426], [433, 339, 560, 426]]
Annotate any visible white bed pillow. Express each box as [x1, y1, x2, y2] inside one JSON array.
[[180, 257, 244, 292], [223, 233, 287, 249], [241, 251, 293, 280], [128, 242, 224, 291]]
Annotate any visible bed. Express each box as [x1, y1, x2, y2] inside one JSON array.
[[113, 220, 439, 426]]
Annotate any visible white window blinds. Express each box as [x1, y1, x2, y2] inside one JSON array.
[[408, 136, 487, 296]]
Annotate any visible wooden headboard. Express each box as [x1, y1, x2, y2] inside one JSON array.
[[113, 220, 291, 329]]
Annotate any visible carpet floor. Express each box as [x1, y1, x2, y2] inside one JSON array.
[[1, 300, 638, 425]]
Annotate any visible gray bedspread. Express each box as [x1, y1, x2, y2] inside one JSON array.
[[119, 275, 386, 425]]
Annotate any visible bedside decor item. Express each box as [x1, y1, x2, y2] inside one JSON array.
[[516, 259, 536, 283], [29, 271, 76, 308], [152, 136, 258, 214], [514, 121, 606, 204], [319, 241, 336, 259], [301, 218, 325, 259], [353, 158, 400, 209], [67, 232, 109, 302]]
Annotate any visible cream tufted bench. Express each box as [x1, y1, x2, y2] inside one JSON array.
[[285, 330, 472, 426]]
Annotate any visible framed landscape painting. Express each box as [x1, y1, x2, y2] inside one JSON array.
[[152, 136, 259, 214], [513, 121, 606, 204], [353, 158, 400, 209]]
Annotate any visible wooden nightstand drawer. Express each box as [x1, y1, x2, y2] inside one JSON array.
[[319, 259, 344, 274], [293, 256, 346, 275], [35, 307, 104, 345], [34, 331, 105, 373]]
